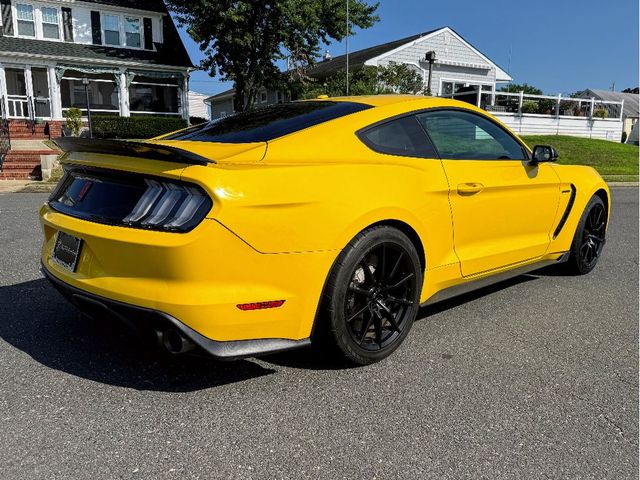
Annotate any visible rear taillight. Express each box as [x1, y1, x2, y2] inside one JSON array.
[[49, 167, 212, 233], [123, 180, 210, 230]]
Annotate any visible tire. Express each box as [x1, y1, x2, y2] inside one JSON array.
[[317, 226, 423, 365], [564, 195, 607, 275]]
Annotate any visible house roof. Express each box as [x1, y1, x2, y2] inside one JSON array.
[[308, 27, 511, 82], [307, 29, 440, 79], [584, 89, 639, 118], [75, 0, 167, 13], [205, 88, 235, 102], [0, 25, 193, 69]]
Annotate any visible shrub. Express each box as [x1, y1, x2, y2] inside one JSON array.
[[622, 131, 628, 143], [521, 101, 538, 114], [189, 116, 209, 125], [593, 108, 608, 119], [92, 116, 188, 139], [64, 107, 82, 136]]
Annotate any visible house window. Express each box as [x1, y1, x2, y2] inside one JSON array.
[[259, 91, 267, 103], [103, 14, 120, 46], [124, 17, 141, 48], [277, 91, 284, 104], [129, 75, 180, 115], [16, 4, 35, 37], [41, 7, 60, 39]]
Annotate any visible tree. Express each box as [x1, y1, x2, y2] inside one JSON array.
[[299, 64, 426, 98], [500, 83, 543, 95], [622, 87, 639, 94], [166, 0, 379, 112]]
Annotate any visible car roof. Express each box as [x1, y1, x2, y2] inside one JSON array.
[[316, 94, 447, 107]]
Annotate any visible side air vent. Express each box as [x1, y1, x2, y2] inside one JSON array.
[[553, 184, 577, 239]]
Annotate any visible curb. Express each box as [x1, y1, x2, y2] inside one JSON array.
[[606, 182, 639, 187]]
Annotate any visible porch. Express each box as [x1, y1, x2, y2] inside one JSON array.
[[0, 63, 189, 124]]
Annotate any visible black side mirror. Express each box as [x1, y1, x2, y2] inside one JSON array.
[[531, 145, 559, 164]]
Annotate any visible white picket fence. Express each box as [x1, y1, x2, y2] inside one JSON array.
[[441, 89, 624, 141]]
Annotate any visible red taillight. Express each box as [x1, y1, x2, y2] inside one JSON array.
[[236, 300, 285, 311]]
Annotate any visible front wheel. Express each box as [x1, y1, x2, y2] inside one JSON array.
[[318, 226, 423, 365], [564, 195, 607, 275]]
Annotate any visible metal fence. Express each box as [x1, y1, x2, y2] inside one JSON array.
[[440, 88, 624, 121]]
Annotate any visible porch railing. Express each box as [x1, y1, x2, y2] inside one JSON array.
[[440, 88, 624, 121]]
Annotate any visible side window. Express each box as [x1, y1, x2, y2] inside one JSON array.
[[359, 116, 437, 158], [416, 110, 526, 160]]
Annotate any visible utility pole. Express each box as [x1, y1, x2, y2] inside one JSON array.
[[346, 0, 349, 96]]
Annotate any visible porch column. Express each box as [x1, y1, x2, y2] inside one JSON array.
[[118, 70, 130, 117], [0, 65, 8, 116], [181, 73, 189, 121], [24, 66, 33, 118], [47, 65, 63, 120]]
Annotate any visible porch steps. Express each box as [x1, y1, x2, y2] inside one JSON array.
[[0, 148, 57, 180], [6, 120, 62, 140]]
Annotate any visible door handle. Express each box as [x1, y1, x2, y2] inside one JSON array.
[[457, 182, 484, 195]]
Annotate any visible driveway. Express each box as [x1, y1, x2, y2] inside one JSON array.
[[0, 188, 637, 479]]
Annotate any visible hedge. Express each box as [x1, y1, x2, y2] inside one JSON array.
[[92, 116, 188, 139]]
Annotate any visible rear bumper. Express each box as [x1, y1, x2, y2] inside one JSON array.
[[42, 264, 310, 359]]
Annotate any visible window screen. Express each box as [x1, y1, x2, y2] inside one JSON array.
[[417, 110, 526, 160]]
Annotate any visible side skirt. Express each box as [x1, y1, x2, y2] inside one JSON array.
[[422, 253, 569, 306]]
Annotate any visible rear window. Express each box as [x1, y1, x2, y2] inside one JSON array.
[[164, 101, 372, 143]]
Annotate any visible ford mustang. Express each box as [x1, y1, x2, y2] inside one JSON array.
[[40, 95, 609, 365]]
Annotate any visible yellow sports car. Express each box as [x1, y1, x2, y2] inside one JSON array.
[[40, 96, 609, 365]]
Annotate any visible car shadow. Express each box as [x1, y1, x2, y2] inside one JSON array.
[[0, 278, 276, 392], [1, 268, 559, 381], [262, 273, 542, 371]]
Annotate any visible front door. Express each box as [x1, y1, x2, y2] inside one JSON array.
[[417, 109, 561, 277], [5, 67, 29, 118]]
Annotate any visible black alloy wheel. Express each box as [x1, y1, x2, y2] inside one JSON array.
[[318, 226, 422, 365], [566, 195, 607, 275]]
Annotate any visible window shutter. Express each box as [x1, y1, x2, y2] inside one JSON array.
[[62, 7, 73, 42], [0, 0, 14, 36], [143, 17, 153, 50], [90, 10, 101, 44]]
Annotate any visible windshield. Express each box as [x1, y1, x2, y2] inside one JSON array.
[[164, 101, 372, 143]]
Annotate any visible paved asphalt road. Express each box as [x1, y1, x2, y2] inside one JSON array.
[[0, 188, 637, 480]]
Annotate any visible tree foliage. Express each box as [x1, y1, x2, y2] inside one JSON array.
[[299, 64, 426, 98], [166, 0, 379, 111], [499, 83, 543, 95]]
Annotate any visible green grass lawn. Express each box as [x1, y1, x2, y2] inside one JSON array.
[[521, 135, 639, 181]]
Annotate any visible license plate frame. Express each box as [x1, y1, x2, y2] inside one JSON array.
[[52, 231, 82, 272]]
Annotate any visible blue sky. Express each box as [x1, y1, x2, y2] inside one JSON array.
[[178, 0, 639, 97]]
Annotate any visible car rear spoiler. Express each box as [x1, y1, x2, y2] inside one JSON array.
[[55, 138, 215, 166]]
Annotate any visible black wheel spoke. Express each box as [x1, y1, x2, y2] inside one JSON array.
[[346, 303, 370, 323], [385, 295, 413, 306], [360, 259, 375, 286], [349, 285, 370, 296], [385, 272, 414, 290], [373, 312, 383, 346], [358, 311, 374, 344], [388, 251, 404, 280], [381, 309, 401, 333], [379, 244, 387, 282]]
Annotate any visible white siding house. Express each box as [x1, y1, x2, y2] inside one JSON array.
[[0, 0, 193, 125], [188, 90, 210, 120]]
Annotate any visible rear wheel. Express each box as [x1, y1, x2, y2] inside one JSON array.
[[565, 195, 607, 275], [318, 226, 422, 365]]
